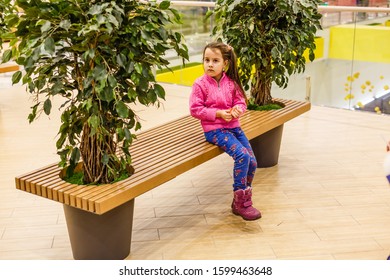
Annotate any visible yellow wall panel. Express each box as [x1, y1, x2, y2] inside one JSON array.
[[156, 65, 204, 86], [329, 25, 390, 63]]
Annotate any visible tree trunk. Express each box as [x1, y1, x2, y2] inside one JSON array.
[[251, 70, 273, 106], [80, 123, 116, 184]]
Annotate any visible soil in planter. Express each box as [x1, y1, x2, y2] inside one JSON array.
[[65, 171, 130, 185], [60, 163, 135, 185], [247, 99, 285, 111], [248, 103, 283, 111]]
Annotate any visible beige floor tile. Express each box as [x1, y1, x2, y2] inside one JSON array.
[[1, 82, 390, 261], [333, 250, 390, 260], [0, 236, 54, 252], [52, 234, 71, 248], [134, 194, 200, 208], [373, 237, 390, 250], [133, 207, 156, 219], [0, 247, 73, 260], [132, 229, 159, 242], [155, 203, 227, 218], [297, 205, 350, 218], [270, 238, 382, 259], [0, 215, 60, 228], [2, 224, 67, 239], [133, 215, 207, 231]]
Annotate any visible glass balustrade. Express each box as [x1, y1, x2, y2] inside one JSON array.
[[158, 1, 390, 114], [1, 2, 388, 113]]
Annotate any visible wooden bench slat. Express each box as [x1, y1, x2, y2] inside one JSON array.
[[0, 63, 19, 73], [130, 134, 206, 170], [94, 144, 222, 213], [37, 132, 203, 207], [18, 165, 59, 193], [135, 114, 197, 140], [35, 175, 63, 198], [79, 137, 214, 211], [15, 163, 58, 191], [76, 142, 214, 211], [36, 131, 204, 207], [29, 168, 63, 196], [129, 122, 202, 158], [130, 118, 200, 153], [15, 99, 311, 214]]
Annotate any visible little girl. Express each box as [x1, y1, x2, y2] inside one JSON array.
[[189, 42, 261, 220]]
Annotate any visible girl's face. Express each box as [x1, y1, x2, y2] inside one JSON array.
[[203, 47, 228, 82]]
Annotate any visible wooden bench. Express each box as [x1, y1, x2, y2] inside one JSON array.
[[0, 63, 19, 74], [15, 98, 310, 215]]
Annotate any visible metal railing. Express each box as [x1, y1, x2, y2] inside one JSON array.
[[169, 1, 390, 28]]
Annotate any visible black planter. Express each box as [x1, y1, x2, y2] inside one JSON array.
[[63, 199, 134, 260], [250, 124, 284, 168]]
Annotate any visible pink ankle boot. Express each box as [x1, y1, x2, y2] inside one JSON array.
[[232, 188, 261, 220]]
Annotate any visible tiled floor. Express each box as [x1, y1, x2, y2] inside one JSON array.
[[1, 80, 390, 260]]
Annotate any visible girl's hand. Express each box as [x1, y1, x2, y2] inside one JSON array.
[[216, 110, 233, 122], [230, 106, 243, 118]]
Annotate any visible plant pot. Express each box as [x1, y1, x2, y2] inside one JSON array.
[[250, 124, 284, 168], [63, 199, 134, 260], [60, 162, 135, 260]]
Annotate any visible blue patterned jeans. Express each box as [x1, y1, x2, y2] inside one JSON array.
[[204, 127, 257, 191]]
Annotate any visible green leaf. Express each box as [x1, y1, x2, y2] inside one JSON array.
[[28, 104, 39, 124], [2, 49, 12, 62], [108, 75, 117, 87], [88, 115, 100, 129], [56, 133, 67, 149], [40, 20, 51, 33], [84, 49, 95, 59], [89, 4, 103, 15], [44, 37, 55, 54], [154, 84, 165, 99], [309, 51, 315, 61], [92, 65, 107, 81], [105, 22, 113, 34], [85, 99, 93, 111], [249, 22, 254, 33], [116, 53, 126, 68], [124, 128, 131, 141], [107, 14, 119, 27], [102, 153, 109, 165], [134, 63, 142, 74], [59, 20, 71, 31], [11, 71, 22, 84], [70, 147, 80, 165], [43, 98, 52, 115], [127, 87, 137, 101], [159, 1, 170, 10], [99, 87, 114, 102], [116, 101, 129, 118]]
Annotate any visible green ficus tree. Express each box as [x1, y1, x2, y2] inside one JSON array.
[[212, 0, 322, 106], [0, 0, 15, 48], [1, 0, 188, 184]]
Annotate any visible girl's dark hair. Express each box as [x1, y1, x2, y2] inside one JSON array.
[[203, 42, 247, 103]]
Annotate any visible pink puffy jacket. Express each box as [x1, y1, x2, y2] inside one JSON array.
[[189, 72, 247, 132]]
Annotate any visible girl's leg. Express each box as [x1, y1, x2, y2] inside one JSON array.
[[205, 128, 252, 191], [228, 128, 261, 220], [230, 127, 257, 187], [205, 128, 261, 220]]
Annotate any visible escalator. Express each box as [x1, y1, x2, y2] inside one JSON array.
[[355, 91, 390, 114]]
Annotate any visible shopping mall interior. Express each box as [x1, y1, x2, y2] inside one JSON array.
[[1, 1, 390, 261]]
